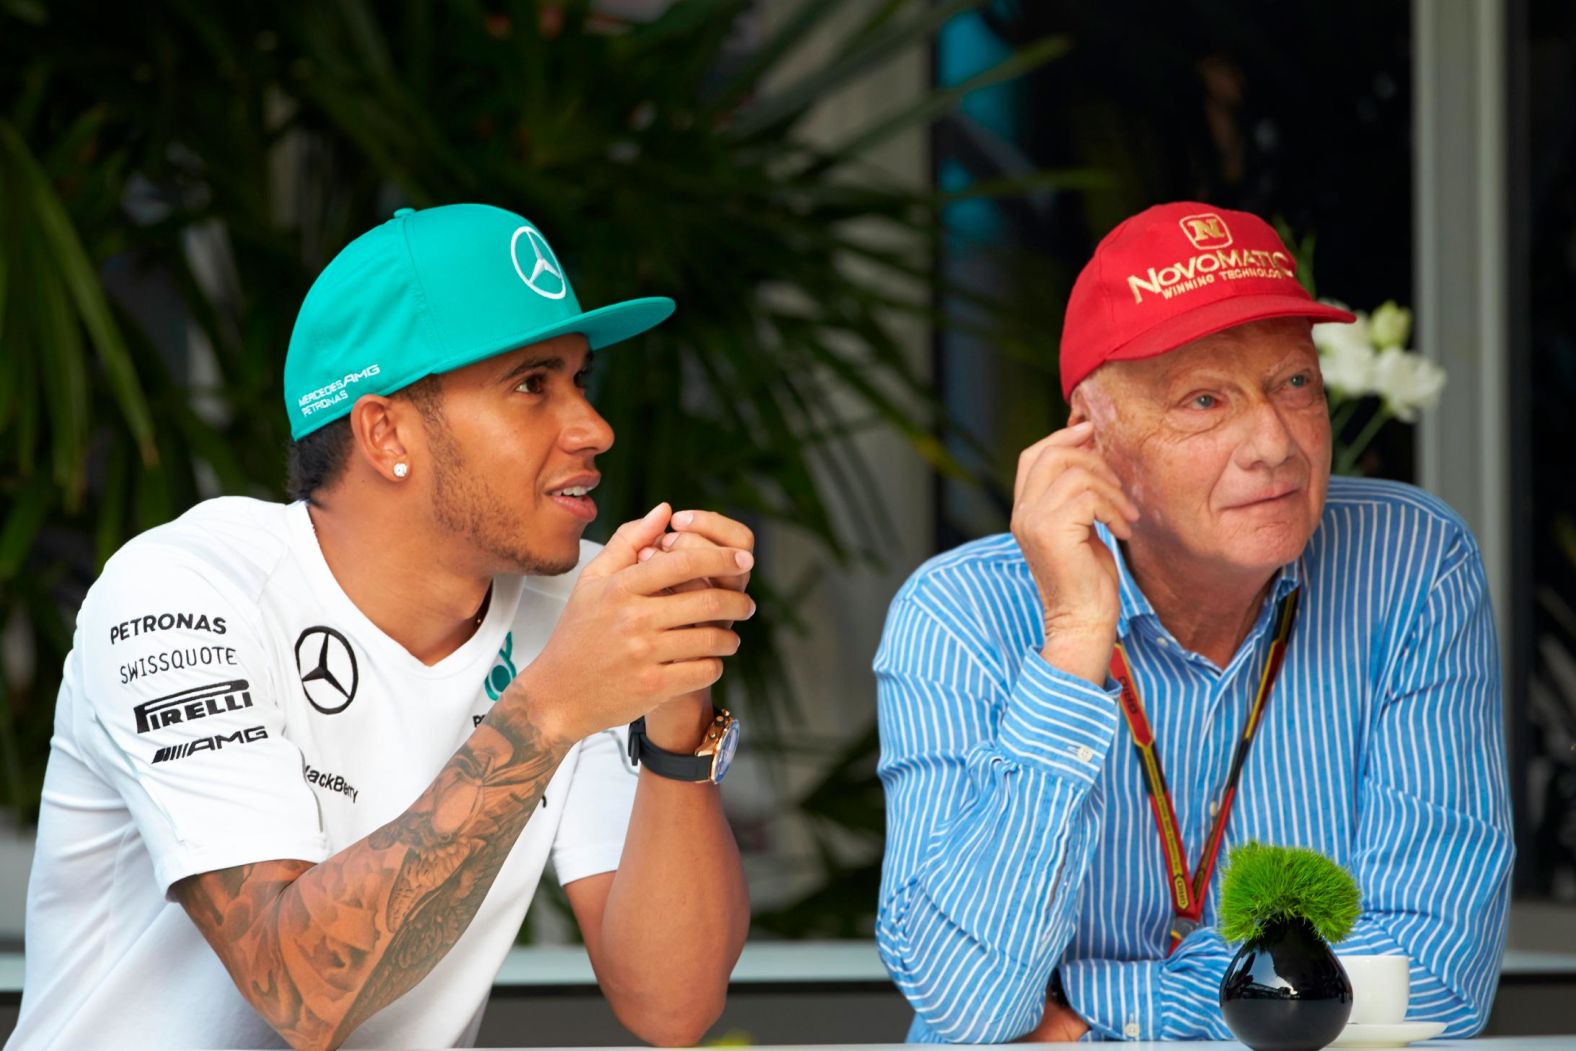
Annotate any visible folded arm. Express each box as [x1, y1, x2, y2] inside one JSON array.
[[1057, 536, 1514, 1040], [874, 583, 1123, 1043], [175, 698, 567, 1051], [564, 695, 749, 1047]]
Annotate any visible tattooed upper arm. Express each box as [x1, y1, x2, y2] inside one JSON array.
[[166, 708, 565, 1050], [173, 860, 326, 1045], [164, 706, 565, 1049], [174, 860, 313, 942]]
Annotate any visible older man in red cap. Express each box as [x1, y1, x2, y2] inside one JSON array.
[[873, 203, 1513, 1043]]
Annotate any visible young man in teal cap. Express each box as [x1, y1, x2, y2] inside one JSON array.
[[10, 205, 752, 1050]]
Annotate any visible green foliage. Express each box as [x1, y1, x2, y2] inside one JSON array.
[[750, 720, 885, 938], [1217, 841, 1361, 946], [0, 0, 1074, 934]]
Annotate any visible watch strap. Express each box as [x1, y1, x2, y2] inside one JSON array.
[[627, 715, 716, 782]]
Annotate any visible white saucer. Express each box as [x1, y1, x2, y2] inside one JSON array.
[[1330, 1021, 1448, 1047]]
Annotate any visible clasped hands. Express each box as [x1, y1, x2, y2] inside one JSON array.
[[633, 505, 754, 748], [511, 503, 754, 752]]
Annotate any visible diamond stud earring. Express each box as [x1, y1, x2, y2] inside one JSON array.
[[393, 463, 409, 479]]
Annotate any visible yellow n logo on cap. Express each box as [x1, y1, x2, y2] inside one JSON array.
[[1179, 213, 1232, 250]]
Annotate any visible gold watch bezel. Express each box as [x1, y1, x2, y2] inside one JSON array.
[[693, 707, 738, 783], [693, 708, 734, 758]]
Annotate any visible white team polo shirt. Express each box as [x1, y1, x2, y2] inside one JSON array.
[[8, 497, 637, 1049]]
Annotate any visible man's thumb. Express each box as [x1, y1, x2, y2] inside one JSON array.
[[583, 503, 671, 579]]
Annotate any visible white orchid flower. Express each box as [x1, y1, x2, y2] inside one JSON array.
[[1370, 346, 1447, 423], [1313, 304, 1377, 399], [1368, 300, 1412, 349], [1315, 296, 1446, 475]]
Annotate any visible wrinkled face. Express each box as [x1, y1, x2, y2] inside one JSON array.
[[414, 333, 612, 576], [1075, 317, 1330, 579]]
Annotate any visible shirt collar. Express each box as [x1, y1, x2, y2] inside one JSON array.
[[1094, 522, 1304, 642]]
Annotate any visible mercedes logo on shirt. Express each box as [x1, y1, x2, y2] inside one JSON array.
[[294, 626, 359, 715]]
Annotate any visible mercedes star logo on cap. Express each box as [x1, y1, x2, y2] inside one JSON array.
[[510, 226, 567, 300], [283, 203, 675, 440], [295, 626, 359, 714]]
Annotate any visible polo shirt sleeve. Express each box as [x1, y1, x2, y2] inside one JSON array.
[[549, 726, 639, 886], [71, 546, 331, 895], [873, 574, 1123, 1044]]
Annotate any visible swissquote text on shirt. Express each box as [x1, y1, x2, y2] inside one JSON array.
[[8, 497, 638, 1050]]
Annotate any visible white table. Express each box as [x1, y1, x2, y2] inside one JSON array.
[[479, 1041, 1576, 1050], [6, 944, 1576, 1045], [472, 945, 1576, 1046], [487, 943, 1576, 988]]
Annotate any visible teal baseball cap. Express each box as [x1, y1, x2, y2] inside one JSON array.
[[283, 203, 675, 439]]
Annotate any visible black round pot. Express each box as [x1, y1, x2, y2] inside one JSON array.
[[1220, 917, 1353, 1051]]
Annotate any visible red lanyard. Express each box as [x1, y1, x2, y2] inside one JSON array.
[[1109, 588, 1301, 956]]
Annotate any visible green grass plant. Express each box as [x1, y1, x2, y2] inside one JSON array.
[[1217, 841, 1361, 945]]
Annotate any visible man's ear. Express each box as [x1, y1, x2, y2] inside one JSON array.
[[347, 394, 419, 483], [1066, 385, 1092, 428]]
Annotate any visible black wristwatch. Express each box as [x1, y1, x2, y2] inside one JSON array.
[[627, 707, 740, 784]]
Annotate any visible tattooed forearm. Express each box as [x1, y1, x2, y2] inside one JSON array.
[[174, 703, 566, 1051], [334, 815, 521, 1040]]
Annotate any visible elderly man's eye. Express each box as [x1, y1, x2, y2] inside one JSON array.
[[1191, 393, 1218, 410], [1288, 373, 1311, 388]]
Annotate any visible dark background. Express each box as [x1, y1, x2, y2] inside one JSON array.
[[1524, 0, 1576, 903], [933, 0, 1416, 549]]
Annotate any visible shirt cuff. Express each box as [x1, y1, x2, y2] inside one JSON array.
[[1059, 956, 1161, 1040], [996, 648, 1122, 785], [155, 833, 331, 899]]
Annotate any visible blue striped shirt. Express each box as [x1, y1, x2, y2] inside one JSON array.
[[873, 476, 1513, 1043]]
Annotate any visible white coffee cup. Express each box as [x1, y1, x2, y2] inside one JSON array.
[[1337, 954, 1411, 1025]]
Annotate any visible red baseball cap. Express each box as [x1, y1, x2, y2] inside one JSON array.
[[1058, 202, 1355, 399]]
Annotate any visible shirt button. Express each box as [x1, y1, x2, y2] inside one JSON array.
[[1124, 1020, 1142, 1038], [1209, 799, 1220, 816], [1071, 744, 1095, 763]]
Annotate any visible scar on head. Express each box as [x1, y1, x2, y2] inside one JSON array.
[[1075, 370, 1123, 430]]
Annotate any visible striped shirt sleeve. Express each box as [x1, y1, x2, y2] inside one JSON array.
[[1057, 530, 1513, 1041], [873, 581, 1123, 1044], [1334, 528, 1513, 1035]]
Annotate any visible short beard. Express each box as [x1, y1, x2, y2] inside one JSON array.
[[419, 400, 579, 577]]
